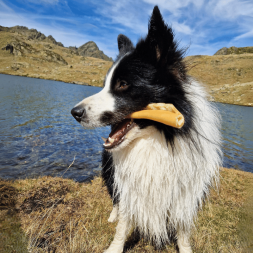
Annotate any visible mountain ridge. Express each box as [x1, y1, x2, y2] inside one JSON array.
[[214, 46, 253, 55], [0, 25, 113, 61], [0, 25, 113, 87]]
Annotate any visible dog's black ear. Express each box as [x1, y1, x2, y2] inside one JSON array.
[[117, 34, 134, 54], [147, 6, 181, 65]]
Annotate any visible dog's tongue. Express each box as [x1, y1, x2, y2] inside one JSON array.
[[103, 119, 133, 149]]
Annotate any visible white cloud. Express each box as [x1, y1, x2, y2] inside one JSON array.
[[171, 21, 193, 35], [210, 0, 253, 20], [234, 29, 253, 40], [0, 0, 15, 13], [92, 0, 149, 35]]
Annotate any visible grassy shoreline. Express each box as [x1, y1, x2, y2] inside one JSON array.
[[1, 168, 253, 252], [1, 72, 253, 108]]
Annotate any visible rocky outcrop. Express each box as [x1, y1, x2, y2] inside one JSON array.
[[1, 25, 113, 61], [4, 41, 36, 56], [39, 49, 68, 65], [46, 35, 64, 47], [1, 26, 64, 47], [78, 41, 113, 61], [214, 46, 253, 55], [1, 41, 68, 65], [27, 29, 46, 41], [68, 46, 79, 55], [2, 44, 14, 54]]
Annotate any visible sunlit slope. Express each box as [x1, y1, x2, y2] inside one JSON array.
[[0, 27, 113, 87], [185, 54, 253, 106]]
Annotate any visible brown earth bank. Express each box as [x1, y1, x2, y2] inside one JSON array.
[[0, 26, 252, 106], [0, 168, 253, 253]]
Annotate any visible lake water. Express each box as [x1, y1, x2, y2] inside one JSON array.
[[0, 74, 252, 182]]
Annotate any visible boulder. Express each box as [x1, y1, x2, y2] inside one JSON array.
[[2, 44, 14, 54]]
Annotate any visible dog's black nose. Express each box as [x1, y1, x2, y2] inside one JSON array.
[[71, 106, 86, 122]]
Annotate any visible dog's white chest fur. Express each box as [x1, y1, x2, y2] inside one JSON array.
[[112, 127, 171, 241], [112, 84, 221, 244]]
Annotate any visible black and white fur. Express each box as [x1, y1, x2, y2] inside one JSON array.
[[71, 6, 222, 253]]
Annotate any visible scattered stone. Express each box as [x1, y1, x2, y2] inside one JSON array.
[[11, 62, 29, 71], [39, 50, 68, 65]]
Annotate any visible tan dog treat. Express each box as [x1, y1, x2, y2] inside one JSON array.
[[128, 103, 184, 128]]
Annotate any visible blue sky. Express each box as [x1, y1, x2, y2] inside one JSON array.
[[0, 0, 253, 59]]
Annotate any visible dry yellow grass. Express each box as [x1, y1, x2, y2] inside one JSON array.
[[185, 55, 253, 106], [1, 168, 253, 252]]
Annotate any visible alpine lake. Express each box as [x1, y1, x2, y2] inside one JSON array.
[[0, 74, 252, 182]]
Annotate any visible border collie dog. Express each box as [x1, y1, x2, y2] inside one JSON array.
[[71, 6, 222, 253]]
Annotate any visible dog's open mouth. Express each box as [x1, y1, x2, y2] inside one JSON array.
[[102, 118, 136, 149]]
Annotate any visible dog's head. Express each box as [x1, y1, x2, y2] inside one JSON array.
[[71, 6, 189, 151]]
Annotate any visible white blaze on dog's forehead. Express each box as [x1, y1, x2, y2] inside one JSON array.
[[93, 61, 119, 109], [104, 61, 118, 92]]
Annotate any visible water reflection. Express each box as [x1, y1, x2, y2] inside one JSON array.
[[0, 74, 252, 182]]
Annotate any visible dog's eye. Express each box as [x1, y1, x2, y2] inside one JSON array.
[[115, 80, 129, 91], [119, 81, 128, 88]]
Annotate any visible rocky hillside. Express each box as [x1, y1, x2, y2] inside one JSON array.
[[185, 50, 253, 106], [0, 25, 64, 46], [0, 25, 113, 87], [214, 46, 253, 55], [0, 25, 112, 61]]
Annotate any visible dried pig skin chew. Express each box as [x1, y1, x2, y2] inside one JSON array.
[[128, 103, 185, 129]]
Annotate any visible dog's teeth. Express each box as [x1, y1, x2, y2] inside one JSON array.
[[108, 137, 115, 143], [101, 137, 107, 142]]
